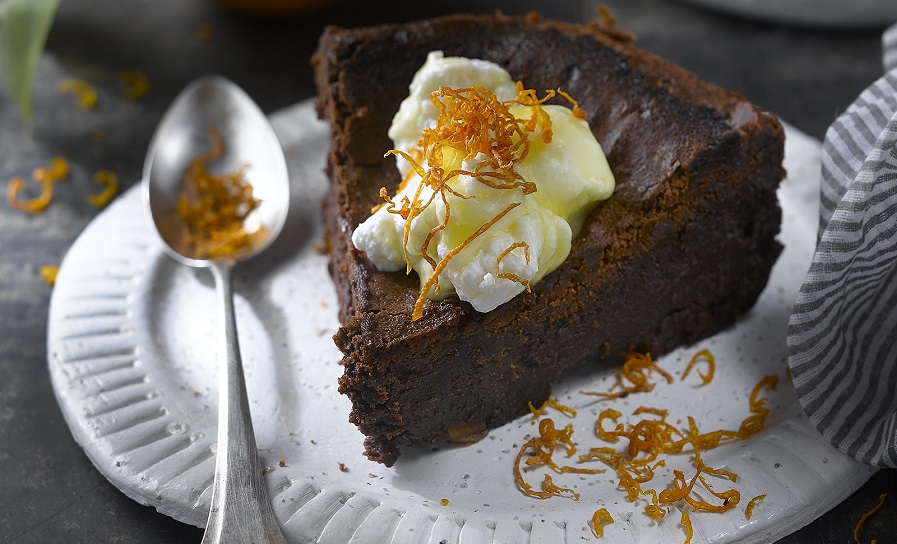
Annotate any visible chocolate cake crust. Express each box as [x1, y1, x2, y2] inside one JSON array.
[[313, 13, 784, 466]]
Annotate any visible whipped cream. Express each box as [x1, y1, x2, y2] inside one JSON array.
[[352, 51, 615, 314]]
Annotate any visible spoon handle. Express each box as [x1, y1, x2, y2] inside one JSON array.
[[202, 262, 287, 544]]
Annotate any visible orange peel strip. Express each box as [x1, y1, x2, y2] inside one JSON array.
[[412, 201, 520, 320], [40, 265, 59, 286], [515, 418, 602, 497], [88, 170, 119, 207], [679, 508, 694, 544], [57, 79, 98, 109], [381, 84, 584, 320], [557, 88, 587, 120], [8, 177, 52, 213], [854, 493, 886, 544], [582, 351, 673, 400], [7, 157, 70, 213], [642, 489, 666, 520], [745, 494, 766, 520], [177, 126, 265, 260], [682, 349, 715, 384], [528, 397, 577, 419], [496, 241, 531, 291], [590, 507, 614, 538], [539, 474, 579, 500]]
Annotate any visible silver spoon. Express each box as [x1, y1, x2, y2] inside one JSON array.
[[143, 76, 289, 544]]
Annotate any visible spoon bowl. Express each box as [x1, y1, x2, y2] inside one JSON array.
[[144, 76, 288, 267], [143, 76, 289, 544]]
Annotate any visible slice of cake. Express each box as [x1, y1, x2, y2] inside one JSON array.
[[313, 12, 785, 466]]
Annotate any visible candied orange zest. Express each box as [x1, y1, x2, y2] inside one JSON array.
[[854, 493, 886, 544], [582, 352, 673, 400], [46, 157, 70, 180], [496, 241, 532, 292], [40, 265, 59, 286], [514, 417, 603, 498], [512, 353, 780, 544], [557, 88, 587, 121], [381, 83, 584, 320], [412, 201, 520, 320], [749, 375, 779, 412], [682, 349, 715, 384], [657, 449, 740, 514], [88, 170, 118, 207], [679, 508, 694, 544], [595, 408, 624, 442], [590, 507, 614, 538], [177, 125, 266, 260], [633, 406, 668, 418], [578, 445, 619, 465], [528, 397, 577, 419], [642, 489, 666, 520], [119, 70, 150, 100], [57, 79, 98, 110], [627, 417, 683, 458], [692, 474, 740, 512], [7, 157, 70, 213], [745, 494, 766, 520], [540, 474, 579, 500]]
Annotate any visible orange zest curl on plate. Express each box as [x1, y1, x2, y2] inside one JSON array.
[[656, 450, 740, 513], [381, 83, 583, 320], [528, 397, 577, 418], [514, 347, 779, 544], [642, 488, 666, 520], [57, 79, 98, 110], [854, 493, 886, 544], [88, 170, 119, 207], [682, 349, 715, 384], [6, 157, 70, 213], [590, 507, 614, 538], [679, 508, 694, 544], [538, 474, 579, 500], [514, 417, 604, 499], [581, 351, 674, 400], [177, 125, 266, 260], [745, 494, 766, 520]]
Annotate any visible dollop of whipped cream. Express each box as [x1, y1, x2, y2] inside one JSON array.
[[352, 51, 615, 315]]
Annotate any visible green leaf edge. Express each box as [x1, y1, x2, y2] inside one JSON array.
[[0, 0, 63, 125]]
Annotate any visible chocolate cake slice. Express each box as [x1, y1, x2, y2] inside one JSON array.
[[313, 13, 784, 466]]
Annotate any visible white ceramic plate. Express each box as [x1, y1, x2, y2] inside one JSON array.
[[48, 101, 874, 543]]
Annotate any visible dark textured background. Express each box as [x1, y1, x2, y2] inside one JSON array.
[[0, 0, 893, 542]]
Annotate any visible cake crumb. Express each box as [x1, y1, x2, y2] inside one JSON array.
[[440, 498, 449, 506], [278, 460, 286, 468], [339, 463, 348, 472]]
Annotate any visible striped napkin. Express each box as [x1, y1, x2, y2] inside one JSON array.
[[788, 23, 897, 467]]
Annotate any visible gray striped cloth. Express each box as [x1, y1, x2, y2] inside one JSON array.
[[788, 23, 897, 467]]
